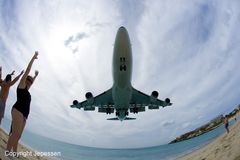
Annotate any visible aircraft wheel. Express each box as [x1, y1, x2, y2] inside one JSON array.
[[106, 108, 111, 114], [133, 108, 138, 114]]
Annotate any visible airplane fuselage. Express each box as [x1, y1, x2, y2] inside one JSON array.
[[71, 26, 172, 120], [112, 27, 133, 120]]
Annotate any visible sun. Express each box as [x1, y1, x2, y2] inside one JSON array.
[[40, 22, 91, 66]]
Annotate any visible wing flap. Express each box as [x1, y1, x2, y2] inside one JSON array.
[[71, 88, 114, 111], [130, 88, 172, 109], [148, 105, 159, 110], [83, 106, 95, 111], [98, 107, 114, 113], [129, 106, 146, 113]]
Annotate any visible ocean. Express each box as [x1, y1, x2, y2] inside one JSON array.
[[1, 118, 236, 160]]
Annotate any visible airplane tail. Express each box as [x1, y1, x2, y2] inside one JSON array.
[[107, 117, 136, 120], [125, 117, 136, 120], [107, 118, 119, 120]]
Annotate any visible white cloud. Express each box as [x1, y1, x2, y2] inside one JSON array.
[[1, 0, 240, 148]]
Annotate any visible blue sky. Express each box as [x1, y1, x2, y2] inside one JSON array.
[[0, 0, 240, 148]]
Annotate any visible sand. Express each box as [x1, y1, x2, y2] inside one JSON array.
[[0, 128, 50, 160], [1, 120, 240, 160], [178, 120, 240, 160]]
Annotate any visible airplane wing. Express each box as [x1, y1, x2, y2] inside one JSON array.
[[71, 88, 115, 114], [129, 88, 172, 113]]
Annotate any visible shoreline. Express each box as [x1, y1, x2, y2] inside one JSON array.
[[1, 119, 239, 160], [0, 128, 51, 160], [177, 120, 240, 160], [170, 113, 239, 144]]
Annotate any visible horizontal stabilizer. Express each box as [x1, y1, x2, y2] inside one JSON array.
[[125, 117, 136, 120], [107, 117, 136, 120], [107, 118, 119, 120]]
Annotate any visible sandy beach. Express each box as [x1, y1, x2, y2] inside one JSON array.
[[0, 128, 50, 160], [178, 120, 240, 160], [1, 120, 239, 160]]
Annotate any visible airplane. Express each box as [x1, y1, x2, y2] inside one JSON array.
[[70, 26, 172, 121]]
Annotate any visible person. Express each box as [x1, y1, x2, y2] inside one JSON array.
[[0, 67, 24, 125], [6, 52, 39, 153], [223, 116, 229, 133]]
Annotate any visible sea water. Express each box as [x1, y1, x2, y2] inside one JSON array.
[[1, 118, 236, 160]]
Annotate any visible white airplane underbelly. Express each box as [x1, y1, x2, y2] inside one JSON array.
[[112, 86, 132, 109], [112, 26, 133, 110]]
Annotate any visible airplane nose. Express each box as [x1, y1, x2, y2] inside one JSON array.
[[118, 26, 127, 33], [115, 26, 130, 46], [119, 26, 126, 30]]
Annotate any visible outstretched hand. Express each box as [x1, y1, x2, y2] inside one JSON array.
[[11, 71, 15, 75], [35, 70, 39, 76], [33, 51, 39, 59]]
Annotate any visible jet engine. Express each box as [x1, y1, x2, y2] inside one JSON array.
[[165, 98, 171, 104], [85, 92, 94, 105], [151, 91, 159, 98], [150, 91, 158, 103], [73, 100, 78, 105]]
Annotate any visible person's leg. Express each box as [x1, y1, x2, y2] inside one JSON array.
[[6, 108, 24, 152], [225, 124, 229, 133], [9, 123, 12, 136], [12, 118, 26, 152], [0, 101, 5, 125]]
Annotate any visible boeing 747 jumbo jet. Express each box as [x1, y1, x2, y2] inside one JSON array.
[[70, 26, 172, 121]]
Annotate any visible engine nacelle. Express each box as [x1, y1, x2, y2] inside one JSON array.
[[165, 98, 170, 104], [73, 100, 78, 105], [85, 92, 94, 105], [150, 91, 158, 103], [151, 91, 159, 98]]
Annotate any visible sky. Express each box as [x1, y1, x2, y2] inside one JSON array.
[[0, 0, 240, 149]]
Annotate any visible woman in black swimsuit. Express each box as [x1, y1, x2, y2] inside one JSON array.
[[6, 52, 39, 152]]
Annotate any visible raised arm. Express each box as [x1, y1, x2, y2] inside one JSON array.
[[0, 66, 2, 83], [10, 70, 15, 76], [26, 70, 39, 90], [32, 70, 39, 82], [10, 70, 24, 86], [0, 66, 2, 85], [18, 52, 38, 88]]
